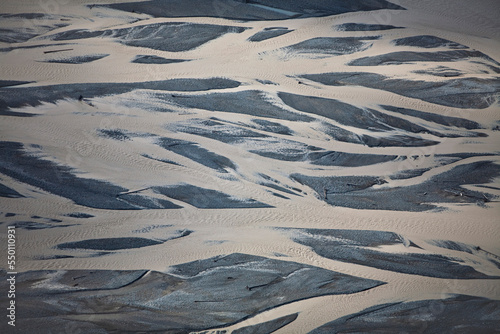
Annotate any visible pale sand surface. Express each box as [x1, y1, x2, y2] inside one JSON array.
[[0, 0, 499, 332]]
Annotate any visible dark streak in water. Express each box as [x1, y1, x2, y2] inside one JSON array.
[[50, 22, 247, 52], [292, 161, 500, 211], [0, 78, 240, 114], [0, 141, 181, 210], [103, 0, 404, 21], [310, 295, 500, 333], [281, 228, 500, 279], [302, 72, 499, 109], [154, 184, 272, 209]]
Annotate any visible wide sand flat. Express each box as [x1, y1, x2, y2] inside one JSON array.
[[0, 0, 499, 332]]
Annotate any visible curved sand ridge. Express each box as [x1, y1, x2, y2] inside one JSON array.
[[0, 0, 499, 333]]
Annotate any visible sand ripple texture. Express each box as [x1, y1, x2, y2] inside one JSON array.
[[0, 0, 499, 333]]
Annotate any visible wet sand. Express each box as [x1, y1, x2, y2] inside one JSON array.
[[0, 0, 499, 332]]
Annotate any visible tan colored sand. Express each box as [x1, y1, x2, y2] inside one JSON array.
[[0, 0, 499, 332]]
